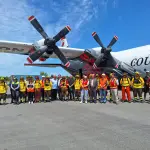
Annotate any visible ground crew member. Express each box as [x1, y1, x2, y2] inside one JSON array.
[[27, 78, 34, 104], [68, 75, 75, 100], [60, 76, 69, 101], [109, 73, 119, 104], [74, 75, 81, 101], [144, 71, 150, 100], [44, 76, 52, 102], [80, 75, 89, 103], [131, 72, 144, 102], [19, 76, 26, 103], [51, 75, 58, 100], [120, 72, 131, 103], [0, 77, 8, 104], [99, 73, 108, 103], [96, 74, 100, 99], [11, 78, 20, 104], [34, 76, 41, 103], [40, 76, 45, 101], [57, 74, 62, 100]]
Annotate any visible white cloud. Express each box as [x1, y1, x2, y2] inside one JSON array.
[[0, 0, 109, 76]]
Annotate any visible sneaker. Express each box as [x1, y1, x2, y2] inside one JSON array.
[[29, 101, 31, 104], [85, 101, 87, 104], [80, 101, 83, 103], [31, 101, 33, 104]]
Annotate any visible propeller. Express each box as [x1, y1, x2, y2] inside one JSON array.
[[27, 16, 71, 67], [92, 32, 118, 68]]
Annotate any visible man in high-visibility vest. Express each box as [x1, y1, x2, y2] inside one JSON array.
[[34, 76, 41, 103], [96, 74, 100, 99], [144, 71, 150, 100], [131, 72, 144, 102], [0, 77, 8, 105], [19, 76, 26, 103], [60, 76, 69, 101], [120, 72, 131, 103], [99, 73, 108, 103], [80, 75, 89, 103], [44, 76, 52, 102], [40, 76, 45, 101], [109, 73, 119, 104], [74, 75, 81, 101]]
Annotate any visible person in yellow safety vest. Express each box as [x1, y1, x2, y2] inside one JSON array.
[[131, 71, 144, 102], [40, 76, 45, 101], [96, 74, 100, 99], [34, 76, 41, 103], [120, 72, 131, 103], [19, 76, 26, 103], [0, 77, 8, 104], [74, 75, 81, 101], [44, 76, 52, 102]]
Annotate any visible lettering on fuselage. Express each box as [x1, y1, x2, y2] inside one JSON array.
[[131, 56, 150, 67], [0, 46, 24, 52]]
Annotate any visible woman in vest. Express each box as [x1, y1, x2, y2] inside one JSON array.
[[80, 75, 89, 103], [44, 77, 52, 102], [34, 76, 41, 103], [109, 73, 119, 104], [27, 78, 34, 104], [0, 77, 8, 105], [60, 76, 69, 101], [19, 77, 26, 103], [11, 78, 20, 104], [74, 75, 81, 101]]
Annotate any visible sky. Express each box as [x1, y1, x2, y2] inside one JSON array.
[[0, 0, 150, 76]]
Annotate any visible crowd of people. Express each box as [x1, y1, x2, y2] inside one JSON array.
[[0, 71, 149, 105]]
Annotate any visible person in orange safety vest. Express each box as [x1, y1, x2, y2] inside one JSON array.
[[80, 75, 89, 103], [27, 78, 34, 104], [109, 73, 119, 104], [120, 72, 131, 103]]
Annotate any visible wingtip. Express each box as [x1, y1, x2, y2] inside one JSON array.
[[114, 35, 118, 40], [27, 57, 33, 64], [28, 15, 35, 21]]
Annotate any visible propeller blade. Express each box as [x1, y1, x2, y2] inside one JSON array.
[[53, 26, 71, 43], [107, 35, 118, 48], [28, 16, 48, 39], [92, 32, 105, 49], [53, 46, 70, 67], [27, 46, 47, 64], [93, 54, 104, 69]]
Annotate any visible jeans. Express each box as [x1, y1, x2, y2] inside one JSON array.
[[81, 89, 88, 102], [90, 88, 97, 103], [100, 89, 107, 102]]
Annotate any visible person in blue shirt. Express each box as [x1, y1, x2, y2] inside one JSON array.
[[51, 75, 58, 100]]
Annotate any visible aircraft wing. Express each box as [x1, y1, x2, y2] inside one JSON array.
[[24, 63, 62, 67], [0, 40, 84, 58]]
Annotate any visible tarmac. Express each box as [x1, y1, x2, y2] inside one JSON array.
[[1, 93, 150, 150]]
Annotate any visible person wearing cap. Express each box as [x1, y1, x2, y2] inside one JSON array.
[[0, 77, 8, 105], [40, 76, 45, 101], [19, 76, 26, 103], [11, 77, 20, 104], [80, 75, 89, 103], [27, 77, 34, 104], [144, 71, 150, 100], [34, 76, 41, 103], [109, 73, 119, 104], [131, 72, 144, 102], [74, 74, 81, 101], [99, 73, 108, 103], [68, 75, 75, 100], [60, 76, 69, 101], [120, 72, 131, 103], [44, 76, 52, 102], [89, 74, 97, 103]]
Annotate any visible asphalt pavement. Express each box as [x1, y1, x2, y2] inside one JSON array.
[[0, 95, 150, 150]]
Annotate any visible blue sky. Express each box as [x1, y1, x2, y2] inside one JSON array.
[[0, 0, 150, 76]]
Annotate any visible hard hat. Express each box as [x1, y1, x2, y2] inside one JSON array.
[[42, 76, 45, 78], [96, 74, 99, 77], [75, 75, 79, 77], [102, 73, 106, 76], [146, 71, 149, 73], [135, 71, 140, 75]]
